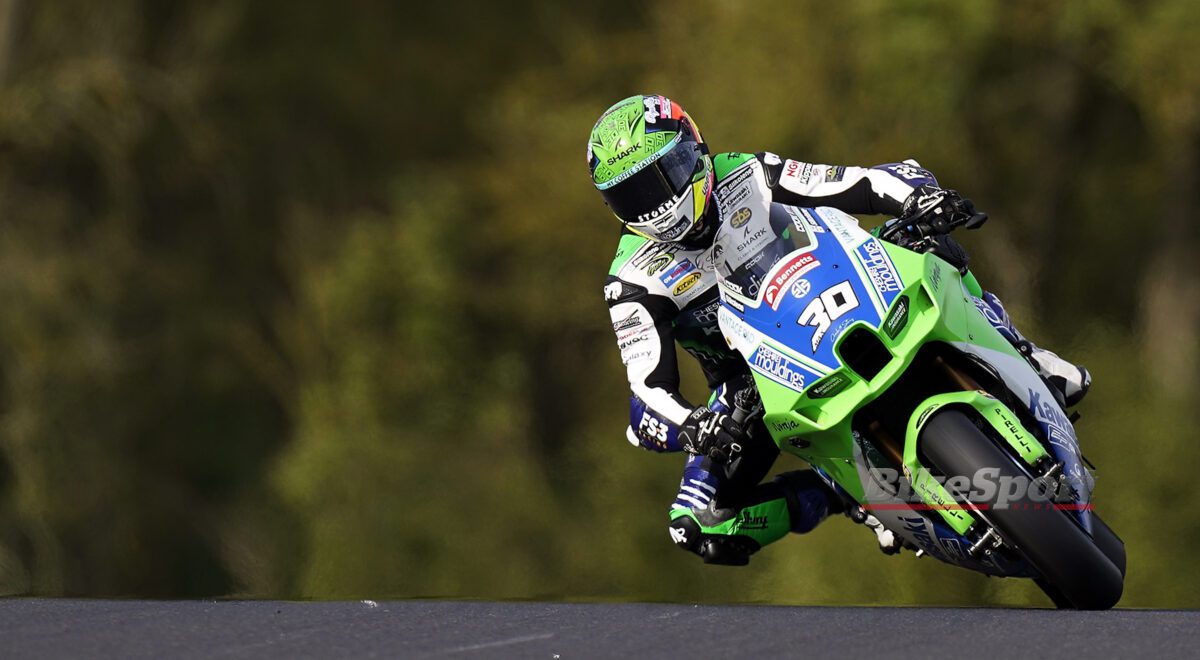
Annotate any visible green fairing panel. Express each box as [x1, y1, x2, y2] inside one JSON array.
[[750, 246, 1029, 523], [961, 270, 983, 298], [758, 250, 1022, 443]]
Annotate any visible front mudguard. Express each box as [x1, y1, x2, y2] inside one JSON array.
[[902, 390, 1050, 534]]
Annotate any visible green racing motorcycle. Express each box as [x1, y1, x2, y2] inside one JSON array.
[[713, 203, 1125, 609]]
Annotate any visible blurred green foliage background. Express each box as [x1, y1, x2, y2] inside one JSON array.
[[0, 0, 1196, 607]]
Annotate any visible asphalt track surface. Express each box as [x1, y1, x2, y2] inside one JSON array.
[[1, 599, 1196, 658]]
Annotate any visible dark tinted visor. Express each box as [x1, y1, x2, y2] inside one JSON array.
[[600, 137, 702, 223]]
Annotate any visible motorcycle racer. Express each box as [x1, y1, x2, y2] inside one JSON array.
[[589, 94, 1090, 565]]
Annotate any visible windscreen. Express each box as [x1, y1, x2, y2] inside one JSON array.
[[720, 204, 816, 301]]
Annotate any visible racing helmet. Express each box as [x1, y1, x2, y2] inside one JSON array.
[[587, 95, 713, 242]]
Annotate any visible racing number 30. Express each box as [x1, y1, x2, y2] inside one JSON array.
[[797, 280, 859, 352]]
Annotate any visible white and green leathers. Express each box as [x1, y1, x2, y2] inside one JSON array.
[[604, 151, 943, 560]]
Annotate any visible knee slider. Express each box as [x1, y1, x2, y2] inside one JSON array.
[[669, 512, 759, 566], [668, 515, 702, 554]]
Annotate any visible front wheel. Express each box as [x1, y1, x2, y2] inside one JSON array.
[[920, 409, 1123, 610]]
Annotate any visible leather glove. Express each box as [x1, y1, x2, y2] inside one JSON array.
[[899, 184, 988, 234], [678, 407, 745, 464]]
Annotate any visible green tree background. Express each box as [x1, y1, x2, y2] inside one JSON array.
[[0, 0, 1195, 606]]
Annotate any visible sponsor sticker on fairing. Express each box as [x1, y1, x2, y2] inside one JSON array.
[[762, 252, 819, 309], [749, 344, 810, 392], [734, 224, 769, 253], [856, 239, 902, 296], [821, 209, 864, 249], [717, 305, 757, 352]]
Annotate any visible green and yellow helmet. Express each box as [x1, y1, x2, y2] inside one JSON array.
[[587, 95, 713, 243]]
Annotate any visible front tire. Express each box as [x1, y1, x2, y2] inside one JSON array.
[[920, 409, 1123, 610]]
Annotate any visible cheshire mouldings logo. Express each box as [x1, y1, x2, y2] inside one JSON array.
[[749, 344, 808, 391]]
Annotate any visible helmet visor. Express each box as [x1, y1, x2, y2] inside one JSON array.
[[598, 137, 702, 223]]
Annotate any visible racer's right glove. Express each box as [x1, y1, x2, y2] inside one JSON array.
[[678, 407, 745, 464], [881, 185, 983, 274], [898, 184, 988, 235]]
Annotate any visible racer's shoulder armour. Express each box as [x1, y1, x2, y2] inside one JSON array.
[[713, 151, 788, 191], [712, 152, 757, 182], [710, 152, 774, 223]]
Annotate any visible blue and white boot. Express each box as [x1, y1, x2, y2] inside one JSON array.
[[976, 292, 1091, 407], [1027, 346, 1091, 407]]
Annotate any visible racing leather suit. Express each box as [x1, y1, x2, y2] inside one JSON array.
[[604, 152, 943, 563]]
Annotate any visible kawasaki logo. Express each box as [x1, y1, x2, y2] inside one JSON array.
[[883, 296, 909, 339], [808, 373, 850, 399], [606, 142, 642, 166]]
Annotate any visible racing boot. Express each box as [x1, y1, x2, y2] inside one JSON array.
[[976, 291, 1091, 407], [847, 505, 902, 555], [1027, 346, 1091, 408], [667, 469, 840, 566]]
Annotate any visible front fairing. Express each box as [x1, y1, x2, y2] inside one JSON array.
[[711, 204, 1094, 574], [715, 204, 919, 446]]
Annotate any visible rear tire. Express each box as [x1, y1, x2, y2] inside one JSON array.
[[921, 409, 1123, 610]]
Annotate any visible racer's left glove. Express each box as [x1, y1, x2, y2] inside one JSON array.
[[678, 407, 745, 465]]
